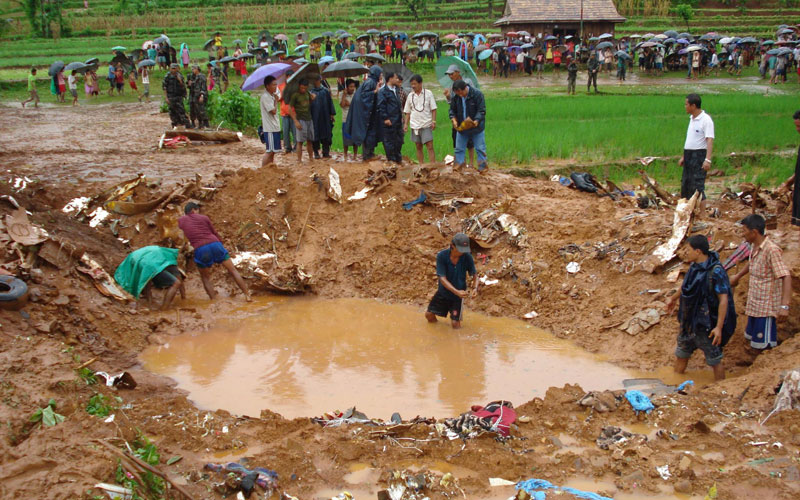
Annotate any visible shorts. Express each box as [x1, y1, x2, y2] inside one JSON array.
[[411, 127, 433, 144], [536, 63, 543, 71], [143, 83, 150, 96], [681, 149, 707, 200], [30, 89, 39, 99], [116, 82, 124, 91], [157, 56, 166, 63], [745, 316, 777, 350], [554, 63, 561, 68], [261, 131, 282, 152], [427, 289, 463, 322], [151, 265, 180, 289], [342, 125, 355, 147], [58, 84, 65, 94], [656, 62, 663, 69], [295, 119, 315, 142], [193, 241, 230, 269], [675, 328, 723, 366], [70, 88, 77, 97], [770, 69, 776, 77], [129, 81, 138, 90]]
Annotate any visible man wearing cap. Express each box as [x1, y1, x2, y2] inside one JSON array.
[[188, 64, 209, 129], [178, 202, 251, 302], [425, 233, 478, 329], [162, 63, 189, 127], [443, 64, 475, 167]]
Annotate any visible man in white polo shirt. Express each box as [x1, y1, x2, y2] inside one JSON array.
[[403, 74, 437, 164], [679, 93, 714, 211]]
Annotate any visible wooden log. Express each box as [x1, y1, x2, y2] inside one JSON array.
[[639, 171, 676, 206]]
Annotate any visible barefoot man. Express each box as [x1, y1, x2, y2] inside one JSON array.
[[179, 202, 251, 302], [425, 233, 478, 329]]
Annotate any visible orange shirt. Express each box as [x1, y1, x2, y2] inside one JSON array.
[[279, 82, 292, 117]]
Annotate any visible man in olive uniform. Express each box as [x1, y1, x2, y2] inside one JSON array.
[[162, 63, 189, 127], [189, 65, 209, 129]]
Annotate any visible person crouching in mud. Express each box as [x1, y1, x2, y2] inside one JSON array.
[[425, 233, 478, 329]]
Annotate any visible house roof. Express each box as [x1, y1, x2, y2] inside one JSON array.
[[495, 0, 626, 26]]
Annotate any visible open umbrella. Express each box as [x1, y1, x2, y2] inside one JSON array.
[[381, 30, 392, 36], [598, 33, 613, 39], [293, 58, 308, 64], [232, 39, 242, 45], [491, 41, 507, 49], [294, 44, 309, 53], [296, 32, 308, 42], [435, 55, 480, 90], [336, 29, 347, 35], [596, 41, 613, 50], [344, 52, 363, 60], [310, 35, 325, 43], [257, 30, 272, 42], [203, 38, 215, 50], [442, 43, 456, 50], [615, 51, 632, 60], [475, 44, 489, 51], [322, 60, 368, 78], [487, 33, 504, 39], [321, 31, 335, 37], [630, 34, 641, 39], [517, 31, 530, 37], [365, 52, 386, 62], [478, 49, 493, 60], [643, 33, 655, 38], [676, 38, 689, 44], [678, 32, 692, 39], [766, 48, 781, 55], [778, 24, 789, 30], [738, 37, 757, 44], [383, 63, 414, 91], [366, 29, 380, 35], [685, 45, 703, 52], [663, 30, 679, 39], [663, 38, 676, 45], [761, 40, 775, 46], [153, 35, 170, 46], [274, 34, 288, 41], [65, 61, 88, 72], [85, 57, 99, 66], [218, 56, 237, 63], [271, 51, 285, 57], [282, 62, 320, 104], [395, 32, 408, 39], [357, 34, 371, 41], [48, 60, 65, 77], [698, 34, 715, 41], [142, 40, 153, 50], [237, 52, 254, 60], [588, 37, 599, 42], [544, 35, 557, 41], [137, 59, 156, 69], [444, 34, 458, 40], [652, 34, 668, 40], [520, 43, 534, 49], [338, 32, 352, 39], [111, 45, 126, 51], [412, 31, 438, 39], [130, 48, 145, 59], [110, 52, 134, 71], [778, 27, 795, 35], [241, 62, 292, 91], [506, 31, 519, 37], [719, 37, 734, 44]]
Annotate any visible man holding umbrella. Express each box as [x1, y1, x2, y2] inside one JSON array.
[[443, 65, 474, 167], [162, 63, 189, 128]]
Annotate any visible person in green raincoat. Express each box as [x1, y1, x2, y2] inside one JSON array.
[[114, 246, 185, 310]]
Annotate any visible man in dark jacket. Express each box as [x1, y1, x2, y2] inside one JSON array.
[[162, 63, 189, 127], [343, 65, 383, 161], [377, 71, 404, 163], [310, 74, 336, 158], [449, 79, 487, 173]]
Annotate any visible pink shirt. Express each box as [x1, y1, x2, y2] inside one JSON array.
[[178, 213, 222, 249]]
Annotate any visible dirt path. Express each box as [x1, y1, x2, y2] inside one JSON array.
[[0, 103, 799, 500]]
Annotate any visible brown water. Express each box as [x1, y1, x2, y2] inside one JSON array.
[[142, 297, 673, 419]]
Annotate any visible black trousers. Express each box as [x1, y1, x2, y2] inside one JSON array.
[[587, 72, 597, 91], [681, 149, 707, 200], [382, 125, 403, 163], [312, 137, 332, 157]]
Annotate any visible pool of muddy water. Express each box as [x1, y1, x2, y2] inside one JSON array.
[[141, 297, 698, 419]]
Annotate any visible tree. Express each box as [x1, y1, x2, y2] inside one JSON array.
[[400, 0, 426, 21], [671, 3, 694, 33], [21, 0, 69, 38]]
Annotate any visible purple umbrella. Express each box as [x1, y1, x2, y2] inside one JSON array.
[[241, 62, 292, 91], [676, 38, 690, 44]]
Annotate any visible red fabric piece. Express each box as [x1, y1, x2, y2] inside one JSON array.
[[470, 400, 516, 436]]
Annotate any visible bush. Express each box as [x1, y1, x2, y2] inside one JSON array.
[[207, 86, 260, 132]]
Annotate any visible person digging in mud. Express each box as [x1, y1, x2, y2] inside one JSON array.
[[425, 233, 478, 329], [666, 235, 733, 381], [178, 202, 251, 302], [114, 246, 186, 310], [730, 214, 792, 352], [162, 63, 189, 128]]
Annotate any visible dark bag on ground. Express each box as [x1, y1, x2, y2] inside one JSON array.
[[570, 172, 599, 193]]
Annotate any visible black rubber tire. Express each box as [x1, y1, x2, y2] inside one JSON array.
[[0, 275, 29, 311]]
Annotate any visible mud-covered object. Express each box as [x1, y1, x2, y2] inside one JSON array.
[[570, 173, 599, 193], [596, 426, 646, 450], [762, 370, 800, 424], [443, 400, 516, 438], [0, 275, 28, 310]]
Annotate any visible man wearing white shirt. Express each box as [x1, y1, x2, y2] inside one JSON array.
[[259, 75, 282, 167], [679, 93, 714, 211], [403, 74, 437, 164]]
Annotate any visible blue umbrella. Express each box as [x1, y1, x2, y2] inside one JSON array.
[[676, 38, 689, 44], [294, 44, 309, 53], [478, 49, 493, 60], [318, 55, 335, 64], [241, 62, 292, 91]]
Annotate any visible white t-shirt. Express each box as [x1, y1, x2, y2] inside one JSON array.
[[260, 89, 281, 133], [684, 111, 715, 150], [68, 74, 77, 90], [516, 53, 524, 64], [141, 70, 150, 84], [403, 88, 437, 131]]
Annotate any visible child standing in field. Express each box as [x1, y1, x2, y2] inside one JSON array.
[[115, 66, 124, 95], [22, 67, 39, 108], [56, 68, 66, 102], [140, 67, 151, 102], [128, 69, 141, 101], [68, 70, 79, 106]]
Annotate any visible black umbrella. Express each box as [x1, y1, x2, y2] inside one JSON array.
[[322, 60, 369, 78], [356, 34, 370, 41], [49, 60, 65, 76], [84, 57, 99, 66], [218, 56, 236, 63], [365, 52, 386, 62], [257, 30, 272, 43], [383, 63, 413, 91], [203, 38, 215, 50], [232, 39, 242, 45], [321, 31, 335, 37], [381, 30, 392, 36], [366, 28, 380, 35], [282, 62, 320, 105], [64, 61, 88, 71], [596, 41, 614, 49], [110, 52, 134, 71], [335, 29, 347, 35], [237, 52, 254, 60], [137, 59, 156, 69], [311, 35, 325, 43], [344, 52, 363, 60], [338, 32, 353, 40], [130, 48, 145, 59]]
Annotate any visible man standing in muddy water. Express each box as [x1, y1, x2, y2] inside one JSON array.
[[425, 233, 478, 329]]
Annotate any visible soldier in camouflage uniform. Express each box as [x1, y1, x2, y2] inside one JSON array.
[[188, 65, 209, 129], [162, 63, 189, 127], [186, 66, 197, 127]]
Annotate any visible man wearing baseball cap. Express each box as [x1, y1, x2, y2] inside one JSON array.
[[442, 65, 475, 168], [425, 233, 478, 329]]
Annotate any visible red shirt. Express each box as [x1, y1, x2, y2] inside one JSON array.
[[178, 213, 222, 249]]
